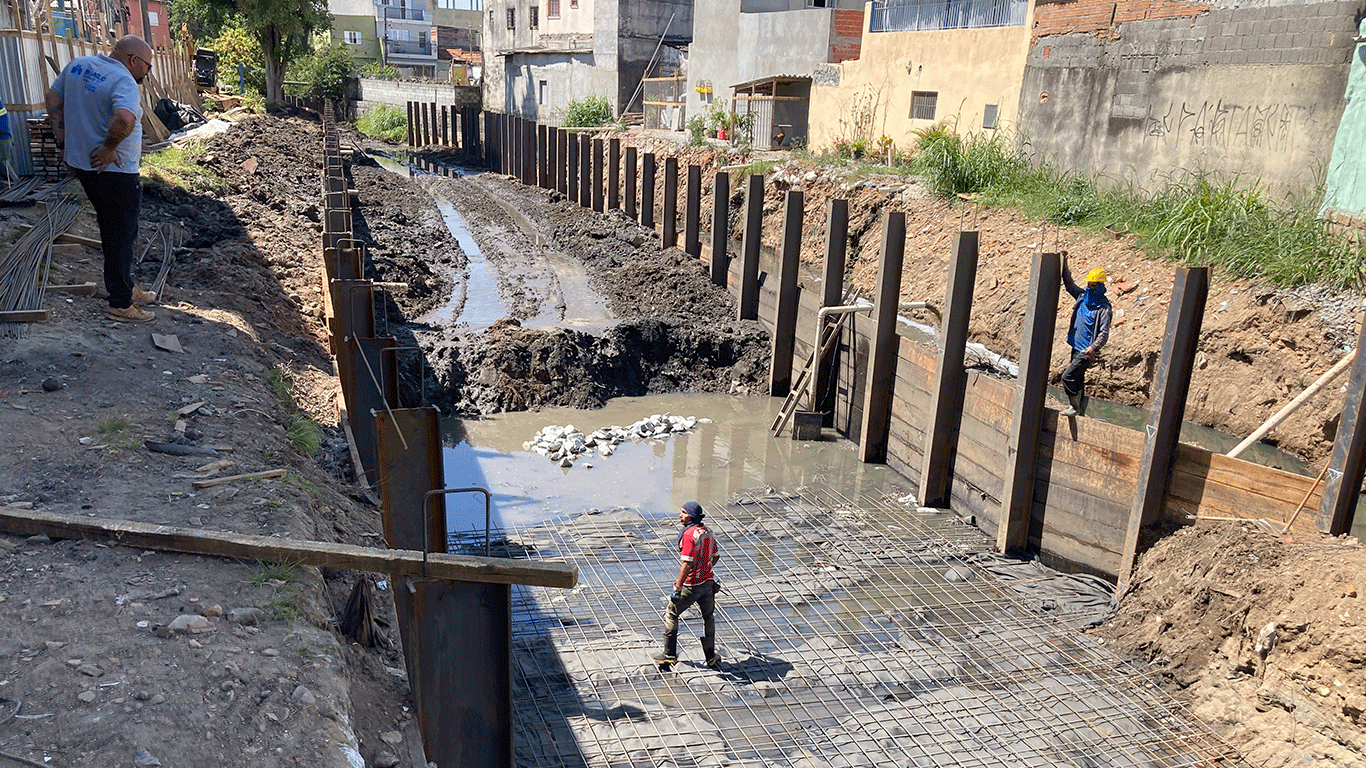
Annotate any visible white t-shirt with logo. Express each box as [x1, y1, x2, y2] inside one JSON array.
[[50, 54, 143, 173]]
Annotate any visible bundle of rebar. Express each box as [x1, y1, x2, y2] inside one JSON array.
[[0, 196, 81, 339]]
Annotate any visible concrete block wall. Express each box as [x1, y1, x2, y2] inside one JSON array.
[[1019, 0, 1359, 197]]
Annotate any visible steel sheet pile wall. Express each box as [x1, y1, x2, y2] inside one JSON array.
[[473, 133, 1354, 580]]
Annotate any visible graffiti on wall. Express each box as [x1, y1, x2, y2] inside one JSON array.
[[1142, 99, 1311, 153]]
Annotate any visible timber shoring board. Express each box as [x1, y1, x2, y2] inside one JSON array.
[[0, 506, 578, 589]]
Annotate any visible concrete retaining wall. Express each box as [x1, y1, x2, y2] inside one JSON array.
[[1020, 0, 1359, 197]]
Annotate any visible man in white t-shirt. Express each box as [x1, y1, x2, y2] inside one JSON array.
[[46, 35, 158, 323]]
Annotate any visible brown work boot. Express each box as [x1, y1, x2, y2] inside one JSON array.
[[106, 305, 155, 323], [131, 285, 158, 305]]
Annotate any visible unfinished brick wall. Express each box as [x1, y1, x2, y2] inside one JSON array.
[[830, 9, 864, 63], [1033, 0, 1208, 36]]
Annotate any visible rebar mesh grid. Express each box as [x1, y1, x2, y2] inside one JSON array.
[[463, 486, 1249, 768]]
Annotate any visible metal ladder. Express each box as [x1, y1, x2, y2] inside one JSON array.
[[770, 316, 846, 437]]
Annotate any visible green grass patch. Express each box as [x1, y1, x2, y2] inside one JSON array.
[[263, 368, 322, 458], [250, 560, 299, 587], [141, 142, 228, 195], [902, 125, 1366, 290], [736, 160, 778, 179], [356, 103, 407, 143], [97, 415, 130, 437]]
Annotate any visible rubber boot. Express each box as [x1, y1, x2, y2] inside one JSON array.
[[1061, 393, 1082, 417]]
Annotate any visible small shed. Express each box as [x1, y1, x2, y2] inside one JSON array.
[[731, 75, 811, 149]]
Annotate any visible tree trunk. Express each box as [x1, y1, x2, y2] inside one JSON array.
[[261, 26, 285, 108]]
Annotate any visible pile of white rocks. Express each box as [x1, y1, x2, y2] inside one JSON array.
[[524, 414, 708, 468]]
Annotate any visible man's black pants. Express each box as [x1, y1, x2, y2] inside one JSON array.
[[1061, 350, 1092, 398], [75, 169, 140, 309]]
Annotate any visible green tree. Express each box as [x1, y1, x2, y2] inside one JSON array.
[[169, 0, 234, 41], [208, 20, 265, 94], [171, 0, 330, 107], [291, 44, 356, 100]]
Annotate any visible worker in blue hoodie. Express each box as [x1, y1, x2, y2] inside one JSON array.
[[1060, 259, 1112, 417]]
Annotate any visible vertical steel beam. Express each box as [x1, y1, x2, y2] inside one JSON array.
[[662, 157, 679, 247], [1317, 315, 1366, 534], [592, 137, 605, 212], [814, 199, 849, 424], [997, 251, 1062, 553], [521, 119, 532, 186], [406, 101, 415, 147], [552, 127, 564, 193], [1119, 267, 1209, 591], [858, 213, 909, 465], [430, 101, 438, 146], [441, 105, 448, 146], [684, 164, 701, 258], [625, 146, 638, 220], [579, 134, 591, 208], [568, 133, 580, 205], [421, 103, 430, 146], [710, 171, 730, 287], [641, 153, 656, 230], [538, 124, 549, 188], [769, 190, 804, 397], [608, 138, 621, 210], [737, 173, 764, 321], [917, 232, 978, 493]]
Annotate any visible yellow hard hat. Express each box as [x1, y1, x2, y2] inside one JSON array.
[[1085, 268, 1107, 283]]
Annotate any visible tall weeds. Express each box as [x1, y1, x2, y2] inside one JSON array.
[[908, 126, 1365, 290]]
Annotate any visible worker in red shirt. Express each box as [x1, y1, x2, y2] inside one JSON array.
[[653, 501, 721, 668]]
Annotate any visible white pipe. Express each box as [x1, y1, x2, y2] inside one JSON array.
[[806, 301, 939, 410], [1226, 349, 1356, 459]]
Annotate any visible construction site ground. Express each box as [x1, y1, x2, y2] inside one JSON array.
[[0, 112, 1360, 767]]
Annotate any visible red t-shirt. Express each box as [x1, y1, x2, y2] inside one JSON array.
[[679, 523, 717, 585]]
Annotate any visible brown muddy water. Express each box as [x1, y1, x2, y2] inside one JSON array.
[[439, 392, 914, 537]]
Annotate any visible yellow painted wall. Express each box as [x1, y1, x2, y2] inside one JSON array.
[[809, 18, 1032, 154]]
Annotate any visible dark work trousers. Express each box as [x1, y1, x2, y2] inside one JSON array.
[[662, 579, 717, 660], [1061, 350, 1092, 398], [75, 169, 141, 309]]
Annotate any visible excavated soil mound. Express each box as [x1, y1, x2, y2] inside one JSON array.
[[1098, 523, 1366, 767]]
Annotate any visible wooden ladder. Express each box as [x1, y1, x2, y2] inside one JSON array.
[[770, 317, 845, 437]]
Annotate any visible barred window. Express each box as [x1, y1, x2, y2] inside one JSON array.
[[911, 91, 937, 120], [507, 7, 515, 27], [548, 0, 560, 18], [530, 5, 539, 27]]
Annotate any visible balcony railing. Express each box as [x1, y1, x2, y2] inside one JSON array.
[[385, 38, 434, 56], [869, 0, 1026, 32], [380, 6, 429, 22]]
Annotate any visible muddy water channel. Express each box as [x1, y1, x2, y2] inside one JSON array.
[[439, 392, 912, 537]]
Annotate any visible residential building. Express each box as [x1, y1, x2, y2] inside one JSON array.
[[688, 0, 866, 147], [51, 0, 171, 50], [373, 0, 438, 77], [807, 0, 1032, 153], [434, 0, 483, 79], [330, 0, 384, 68], [482, 0, 692, 123]]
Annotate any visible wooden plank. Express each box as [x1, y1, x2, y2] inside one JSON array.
[[0, 506, 578, 589], [0, 309, 51, 322], [1032, 474, 1130, 537], [189, 468, 287, 489], [48, 282, 97, 295], [1174, 444, 1322, 506]]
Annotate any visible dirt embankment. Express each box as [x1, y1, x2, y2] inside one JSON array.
[[1099, 523, 1366, 767]]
